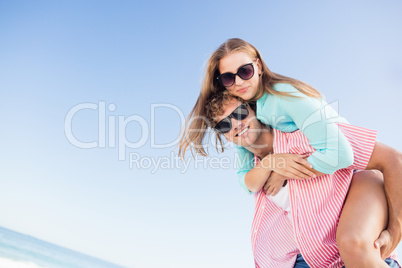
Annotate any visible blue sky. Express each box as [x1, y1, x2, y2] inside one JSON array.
[[0, 1, 401, 267]]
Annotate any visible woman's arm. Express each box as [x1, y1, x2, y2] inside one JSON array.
[[235, 146, 256, 194], [243, 153, 316, 193], [271, 83, 354, 174], [244, 156, 273, 193]]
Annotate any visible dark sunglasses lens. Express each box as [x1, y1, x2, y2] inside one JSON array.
[[238, 64, 254, 80], [215, 118, 231, 133], [232, 104, 249, 120], [220, 73, 235, 87]]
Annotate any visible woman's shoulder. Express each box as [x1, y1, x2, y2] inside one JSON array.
[[270, 83, 307, 100], [272, 83, 298, 93], [259, 83, 297, 104]]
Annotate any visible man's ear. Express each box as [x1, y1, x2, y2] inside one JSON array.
[[223, 133, 232, 143]]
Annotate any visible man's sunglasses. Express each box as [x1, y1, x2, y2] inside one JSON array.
[[214, 103, 249, 134], [216, 63, 255, 87]]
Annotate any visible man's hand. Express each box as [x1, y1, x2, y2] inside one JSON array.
[[263, 172, 287, 196], [374, 228, 401, 259]]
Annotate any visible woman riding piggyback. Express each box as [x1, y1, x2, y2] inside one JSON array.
[[179, 38, 352, 194]]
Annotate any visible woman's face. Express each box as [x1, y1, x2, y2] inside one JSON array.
[[218, 51, 262, 100], [215, 98, 263, 147]]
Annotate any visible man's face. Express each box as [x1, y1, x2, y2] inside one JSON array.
[[215, 98, 264, 148]]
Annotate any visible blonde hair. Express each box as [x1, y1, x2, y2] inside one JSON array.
[[178, 38, 322, 158]]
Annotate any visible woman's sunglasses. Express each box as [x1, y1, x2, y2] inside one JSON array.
[[214, 103, 249, 133], [216, 63, 255, 87]]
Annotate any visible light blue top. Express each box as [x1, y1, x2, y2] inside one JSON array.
[[236, 83, 353, 194]]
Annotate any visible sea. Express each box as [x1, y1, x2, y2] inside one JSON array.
[[0, 227, 126, 268]]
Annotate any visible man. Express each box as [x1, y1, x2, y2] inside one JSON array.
[[205, 90, 401, 267]]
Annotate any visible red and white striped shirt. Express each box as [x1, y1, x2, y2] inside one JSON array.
[[251, 123, 399, 268]]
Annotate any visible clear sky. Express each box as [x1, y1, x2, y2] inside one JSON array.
[[0, 0, 401, 267]]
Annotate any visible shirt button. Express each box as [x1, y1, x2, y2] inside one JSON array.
[[262, 206, 265, 209]]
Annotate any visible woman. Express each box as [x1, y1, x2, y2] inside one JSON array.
[[178, 38, 402, 267]]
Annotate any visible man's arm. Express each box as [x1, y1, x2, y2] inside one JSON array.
[[365, 141, 402, 258]]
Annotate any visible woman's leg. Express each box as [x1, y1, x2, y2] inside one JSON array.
[[336, 170, 389, 268]]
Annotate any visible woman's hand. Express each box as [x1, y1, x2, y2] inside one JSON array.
[[263, 172, 287, 196], [261, 153, 317, 180]]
